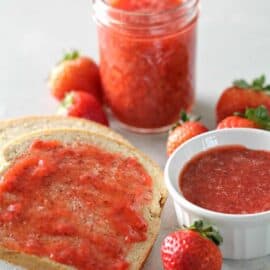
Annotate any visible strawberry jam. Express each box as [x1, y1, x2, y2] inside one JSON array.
[[0, 140, 152, 269], [107, 0, 183, 12], [180, 145, 270, 214], [93, 0, 199, 131]]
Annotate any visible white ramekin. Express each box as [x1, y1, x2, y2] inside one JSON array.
[[165, 128, 270, 260]]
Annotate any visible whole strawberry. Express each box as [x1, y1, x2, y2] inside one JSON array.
[[217, 105, 270, 130], [49, 50, 103, 102], [166, 112, 208, 156], [58, 91, 109, 126], [216, 75, 270, 123], [161, 220, 223, 270]]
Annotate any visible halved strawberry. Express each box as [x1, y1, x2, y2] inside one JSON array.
[[216, 75, 270, 123]]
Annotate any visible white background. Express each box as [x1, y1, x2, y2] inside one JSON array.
[[0, 0, 270, 269]]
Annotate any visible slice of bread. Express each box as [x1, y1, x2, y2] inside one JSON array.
[[0, 115, 130, 149], [0, 129, 167, 270]]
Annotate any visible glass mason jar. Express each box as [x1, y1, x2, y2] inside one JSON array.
[[92, 0, 199, 133]]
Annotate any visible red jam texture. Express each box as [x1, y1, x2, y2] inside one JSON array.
[[180, 145, 270, 214], [98, 0, 196, 129], [108, 0, 183, 12], [0, 140, 152, 270]]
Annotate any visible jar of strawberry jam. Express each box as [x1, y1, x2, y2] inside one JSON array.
[[93, 0, 199, 133]]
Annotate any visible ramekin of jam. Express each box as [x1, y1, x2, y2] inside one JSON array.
[[92, 0, 199, 133]]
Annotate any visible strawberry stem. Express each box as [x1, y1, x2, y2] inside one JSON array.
[[188, 220, 223, 246], [62, 50, 80, 62], [233, 75, 270, 92]]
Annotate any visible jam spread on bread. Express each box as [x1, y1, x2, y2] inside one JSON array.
[[0, 140, 152, 269]]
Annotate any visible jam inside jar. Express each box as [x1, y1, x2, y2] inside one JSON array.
[[93, 0, 199, 133]]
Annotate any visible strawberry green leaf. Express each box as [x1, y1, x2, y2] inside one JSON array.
[[180, 111, 201, 122], [62, 50, 80, 62], [233, 75, 270, 93], [252, 74, 265, 89], [180, 111, 190, 122], [57, 92, 74, 115], [169, 111, 189, 132], [188, 220, 223, 246], [245, 106, 270, 130], [233, 79, 250, 89]]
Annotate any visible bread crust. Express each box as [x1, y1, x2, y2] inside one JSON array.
[[0, 115, 131, 148], [0, 128, 167, 270], [0, 248, 73, 270]]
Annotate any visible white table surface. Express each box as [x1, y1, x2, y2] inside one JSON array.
[[0, 0, 270, 269]]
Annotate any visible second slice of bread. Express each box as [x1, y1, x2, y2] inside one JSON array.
[[0, 115, 130, 149]]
